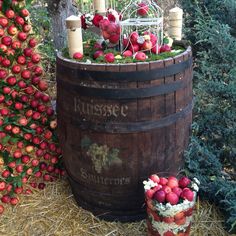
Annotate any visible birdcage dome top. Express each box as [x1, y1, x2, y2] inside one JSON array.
[[120, 0, 163, 27]]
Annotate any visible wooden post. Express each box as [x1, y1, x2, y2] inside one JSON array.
[[168, 7, 183, 40], [66, 15, 83, 58]]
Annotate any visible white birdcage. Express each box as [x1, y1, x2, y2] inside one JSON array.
[[119, 0, 163, 55]]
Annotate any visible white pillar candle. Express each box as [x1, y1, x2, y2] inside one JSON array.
[[93, 0, 106, 13], [66, 15, 83, 58], [168, 7, 183, 40]]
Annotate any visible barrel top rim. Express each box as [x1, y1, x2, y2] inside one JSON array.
[[57, 46, 191, 66]]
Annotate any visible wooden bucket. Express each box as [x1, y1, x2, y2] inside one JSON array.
[[56, 47, 193, 221]]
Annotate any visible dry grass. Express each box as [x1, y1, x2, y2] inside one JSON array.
[[0, 178, 230, 236]]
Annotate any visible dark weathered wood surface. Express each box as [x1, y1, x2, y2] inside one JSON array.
[[56, 48, 193, 221]]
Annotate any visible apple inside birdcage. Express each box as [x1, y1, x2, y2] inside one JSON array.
[[99, 18, 121, 45], [122, 31, 159, 55]]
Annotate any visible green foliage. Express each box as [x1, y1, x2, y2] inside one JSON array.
[[181, 0, 236, 233], [29, 2, 55, 77]]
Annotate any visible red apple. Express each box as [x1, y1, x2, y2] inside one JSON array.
[[174, 211, 185, 220], [128, 43, 140, 53], [93, 50, 104, 59], [163, 216, 174, 223], [5, 9, 15, 19], [135, 51, 146, 61], [166, 192, 179, 205], [123, 38, 129, 48], [145, 189, 155, 199], [0, 182, 6, 191], [167, 176, 179, 189], [15, 16, 25, 25], [7, 25, 18, 35], [130, 32, 139, 44], [159, 177, 168, 186], [123, 50, 133, 57], [153, 190, 166, 203], [172, 187, 183, 196], [0, 17, 8, 28], [31, 53, 41, 63], [142, 40, 153, 50], [20, 8, 29, 17], [137, 2, 149, 16], [181, 188, 194, 201], [12, 40, 21, 49], [28, 38, 37, 48], [109, 34, 120, 44], [12, 64, 21, 74], [73, 52, 83, 60], [102, 31, 110, 40], [162, 185, 172, 194], [149, 174, 160, 183], [160, 44, 171, 53], [179, 176, 191, 188], [105, 53, 115, 63]]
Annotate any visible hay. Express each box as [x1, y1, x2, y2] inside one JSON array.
[[0, 179, 230, 236]]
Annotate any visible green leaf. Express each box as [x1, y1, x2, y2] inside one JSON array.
[[2, 135, 11, 145], [2, 0, 12, 13], [10, 137, 19, 144], [25, 0, 33, 8]]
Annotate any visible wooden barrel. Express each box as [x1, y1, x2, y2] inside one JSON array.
[[56, 47, 193, 222]]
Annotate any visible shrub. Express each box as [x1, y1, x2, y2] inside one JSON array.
[[181, 0, 236, 233]]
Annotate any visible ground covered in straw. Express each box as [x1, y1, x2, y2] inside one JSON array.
[[0, 178, 230, 236]]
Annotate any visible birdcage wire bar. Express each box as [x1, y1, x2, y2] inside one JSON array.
[[119, 0, 164, 54]]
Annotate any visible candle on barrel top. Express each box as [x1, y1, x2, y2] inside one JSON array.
[[66, 15, 83, 58], [93, 0, 106, 13], [168, 7, 183, 40]]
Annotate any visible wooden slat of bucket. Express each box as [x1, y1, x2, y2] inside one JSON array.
[[163, 57, 178, 173], [149, 60, 166, 173]]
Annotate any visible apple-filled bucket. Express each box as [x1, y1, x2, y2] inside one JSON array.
[[144, 174, 200, 236]]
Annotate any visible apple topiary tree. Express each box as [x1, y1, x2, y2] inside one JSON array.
[[0, 0, 64, 214]]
